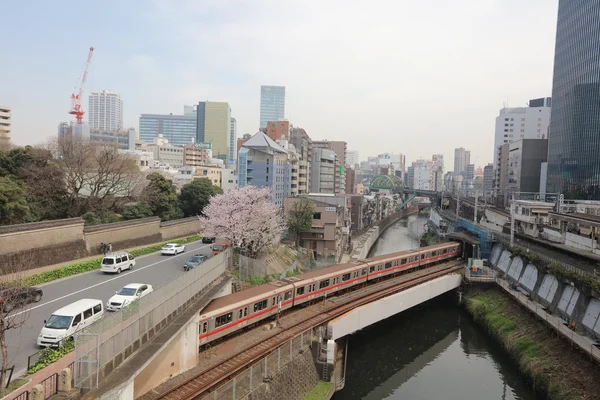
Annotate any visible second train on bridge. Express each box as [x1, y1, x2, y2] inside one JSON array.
[[199, 241, 462, 345]]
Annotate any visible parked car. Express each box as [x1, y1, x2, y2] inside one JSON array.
[[161, 243, 186, 255], [100, 252, 135, 274], [107, 283, 154, 311], [202, 237, 216, 244], [38, 299, 103, 347], [184, 254, 209, 271], [0, 286, 43, 310]]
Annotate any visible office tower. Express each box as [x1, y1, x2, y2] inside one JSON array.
[[313, 140, 347, 193], [259, 85, 285, 129], [346, 151, 359, 167], [196, 101, 231, 163], [229, 117, 237, 167], [506, 139, 549, 193], [453, 148, 470, 176], [139, 106, 197, 146], [483, 164, 494, 193], [310, 148, 337, 194], [493, 98, 551, 169], [547, 1, 600, 198], [0, 106, 11, 146], [88, 90, 123, 131], [237, 132, 290, 206]]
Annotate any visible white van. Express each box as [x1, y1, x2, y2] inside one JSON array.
[[100, 252, 135, 274], [37, 299, 104, 347]]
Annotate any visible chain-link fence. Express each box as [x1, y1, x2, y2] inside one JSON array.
[[74, 249, 231, 389], [197, 328, 314, 400]]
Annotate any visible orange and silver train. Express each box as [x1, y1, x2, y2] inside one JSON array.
[[199, 241, 462, 345]]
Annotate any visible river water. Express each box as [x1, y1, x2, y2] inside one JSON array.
[[333, 215, 538, 400]]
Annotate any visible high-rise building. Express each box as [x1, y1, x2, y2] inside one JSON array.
[[88, 90, 123, 131], [237, 131, 290, 206], [453, 148, 470, 176], [313, 140, 347, 194], [260, 85, 285, 129], [310, 148, 337, 194], [346, 151, 359, 167], [229, 117, 237, 167], [493, 98, 551, 169], [483, 164, 494, 193], [290, 127, 313, 195], [139, 106, 197, 146], [196, 101, 231, 163], [507, 139, 549, 193], [547, 1, 600, 198], [58, 121, 136, 150], [0, 106, 11, 146]]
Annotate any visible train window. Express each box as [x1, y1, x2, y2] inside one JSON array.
[[312, 284, 316, 291], [244, 307, 248, 317], [369, 266, 375, 273], [319, 280, 330, 289], [385, 262, 392, 269], [443, 249, 447, 254], [238, 309, 243, 319], [215, 312, 233, 328], [284, 291, 292, 301], [362, 269, 367, 275], [254, 299, 268, 312], [202, 322, 208, 333], [272, 297, 276, 306], [401, 258, 407, 264], [297, 287, 305, 295]]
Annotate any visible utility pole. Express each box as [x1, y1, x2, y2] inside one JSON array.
[[456, 189, 460, 221], [510, 194, 515, 248], [474, 190, 478, 224]]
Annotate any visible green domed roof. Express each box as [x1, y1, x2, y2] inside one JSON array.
[[370, 174, 405, 191]]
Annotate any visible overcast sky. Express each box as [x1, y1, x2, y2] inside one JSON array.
[[1, 0, 558, 170]]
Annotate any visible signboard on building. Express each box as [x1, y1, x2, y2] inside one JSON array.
[[195, 142, 212, 149], [340, 165, 345, 175], [325, 207, 336, 212]]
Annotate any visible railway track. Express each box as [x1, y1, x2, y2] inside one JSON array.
[[155, 261, 464, 400]]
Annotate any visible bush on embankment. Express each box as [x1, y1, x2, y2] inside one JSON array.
[[12, 235, 201, 287], [466, 290, 598, 400]]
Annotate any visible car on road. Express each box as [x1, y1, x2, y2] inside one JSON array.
[[100, 252, 136, 274], [183, 254, 209, 271], [0, 286, 43, 310], [161, 243, 186, 255], [202, 237, 216, 244], [211, 241, 229, 256], [38, 299, 104, 347], [107, 283, 154, 311]]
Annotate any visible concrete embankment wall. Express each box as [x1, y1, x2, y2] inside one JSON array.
[[0, 216, 202, 273], [351, 207, 419, 261]]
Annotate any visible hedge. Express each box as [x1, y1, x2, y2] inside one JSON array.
[[27, 339, 75, 374], [13, 235, 201, 287]]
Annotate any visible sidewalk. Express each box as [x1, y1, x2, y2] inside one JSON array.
[[0, 238, 195, 284]]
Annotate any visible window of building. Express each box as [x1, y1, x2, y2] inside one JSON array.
[[313, 212, 321, 219], [504, 129, 508, 132]]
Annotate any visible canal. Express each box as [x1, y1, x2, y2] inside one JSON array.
[[334, 214, 538, 400]]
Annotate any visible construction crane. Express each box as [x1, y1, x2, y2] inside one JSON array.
[[69, 46, 94, 124]]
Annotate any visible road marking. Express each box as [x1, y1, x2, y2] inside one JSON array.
[[13, 243, 212, 317]]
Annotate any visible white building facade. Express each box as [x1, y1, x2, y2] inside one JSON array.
[[346, 150, 359, 167], [0, 106, 11, 145], [493, 97, 551, 169], [229, 117, 237, 167], [88, 90, 123, 131]]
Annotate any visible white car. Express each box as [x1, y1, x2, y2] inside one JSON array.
[[107, 284, 153, 312], [161, 243, 186, 255]]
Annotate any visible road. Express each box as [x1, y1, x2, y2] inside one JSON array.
[[6, 240, 214, 374]]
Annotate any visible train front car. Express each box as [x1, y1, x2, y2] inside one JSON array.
[[290, 261, 368, 306], [418, 242, 462, 267], [199, 281, 295, 346]]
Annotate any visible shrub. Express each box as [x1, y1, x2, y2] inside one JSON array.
[[27, 339, 75, 374]]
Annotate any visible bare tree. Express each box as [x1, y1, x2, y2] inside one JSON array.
[[47, 136, 143, 216], [0, 256, 39, 392]]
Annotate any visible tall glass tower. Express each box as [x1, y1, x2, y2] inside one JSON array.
[[259, 85, 285, 129], [547, 1, 600, 199]]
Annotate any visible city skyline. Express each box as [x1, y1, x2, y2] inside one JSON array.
[[0, 0, 558, 170]]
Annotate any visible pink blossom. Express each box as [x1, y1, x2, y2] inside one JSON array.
[[202, 186, 286, 258]]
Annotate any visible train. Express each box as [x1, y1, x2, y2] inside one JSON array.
[[198, 241, 462, 345]]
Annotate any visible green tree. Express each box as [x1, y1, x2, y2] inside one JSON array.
[[122, 203, 154, 220], [178, 178, 223, 217], [142, 173, 183, 220], [287, 198, 315, 247], [0, 177, 32, 224], [0, 146, 36, 177]]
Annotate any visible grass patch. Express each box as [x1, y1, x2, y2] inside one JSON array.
[[2, 378, 28, 396], [10, 235, 201, 287], [465, 292, 576, 400], [302, 381, 332, 400]]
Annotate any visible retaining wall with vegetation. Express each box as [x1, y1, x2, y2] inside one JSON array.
[[0, 216, 202, 273]]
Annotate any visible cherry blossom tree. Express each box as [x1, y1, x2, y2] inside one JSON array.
[[202, 186, 286, 258]]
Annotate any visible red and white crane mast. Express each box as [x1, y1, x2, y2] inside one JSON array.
[[69, 46, 94, 124]]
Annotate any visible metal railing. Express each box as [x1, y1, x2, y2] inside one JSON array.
[[74, 249, 231, 389], [11, 391, 28, 400], [39, 374, 58, 399], [197, 328, 314, 400]]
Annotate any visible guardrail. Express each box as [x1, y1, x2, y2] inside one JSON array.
[[74, 248, 231, 389]]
